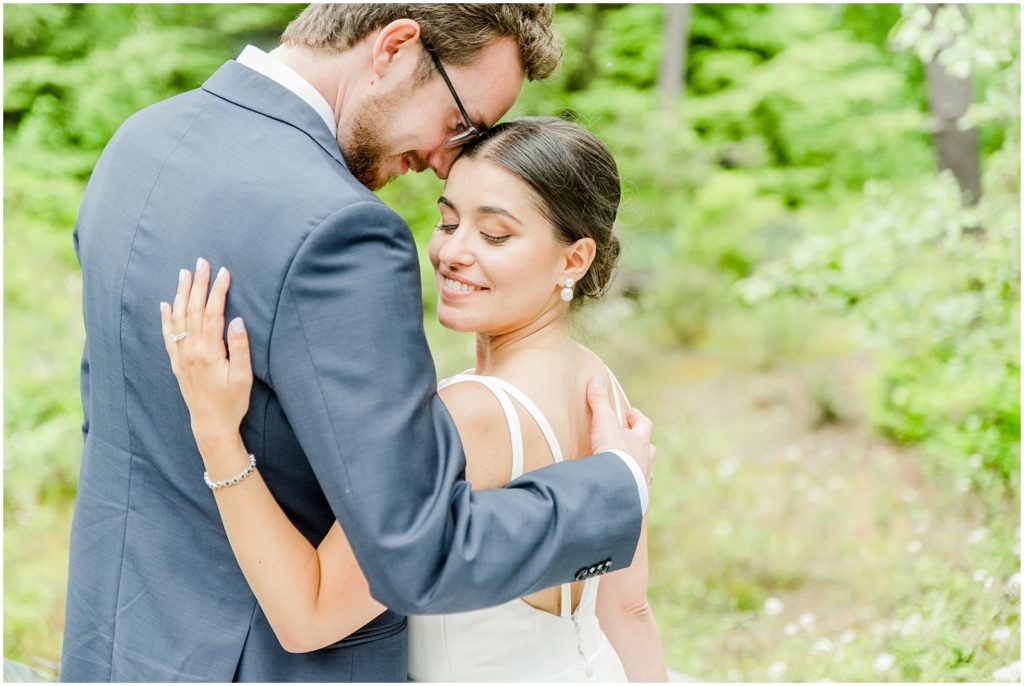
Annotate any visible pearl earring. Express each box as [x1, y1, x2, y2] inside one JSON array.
[[560, 277, 575, 302]]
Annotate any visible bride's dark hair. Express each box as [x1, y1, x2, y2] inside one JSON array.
[[461, 116, 621, 306]]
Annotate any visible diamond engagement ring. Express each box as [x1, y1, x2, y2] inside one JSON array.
[[172, 332, 189, 342]]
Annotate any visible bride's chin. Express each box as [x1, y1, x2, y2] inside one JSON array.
[[436, 312, 476, 334]]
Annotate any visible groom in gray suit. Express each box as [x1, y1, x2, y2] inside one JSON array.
[[62, 4, 654, 681]]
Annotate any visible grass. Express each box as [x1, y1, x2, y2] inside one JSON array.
[[4, 163, 1020, 681]]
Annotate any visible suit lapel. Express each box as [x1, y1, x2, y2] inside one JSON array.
[[201, 60, 348, 168]]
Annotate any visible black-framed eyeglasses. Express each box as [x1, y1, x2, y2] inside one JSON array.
[[422, 40, 480, 149]]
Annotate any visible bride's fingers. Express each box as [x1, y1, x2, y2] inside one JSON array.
[[171, 268, 192, 333], [187, 258, 211, 340], [227, 317, 253, 392], [159, 301, 177, 366], [204, 266, 230, 350]]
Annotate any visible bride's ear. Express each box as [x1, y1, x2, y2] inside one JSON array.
[[562, 237, 596, 285]]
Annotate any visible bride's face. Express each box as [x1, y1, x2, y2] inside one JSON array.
[[427, 156, 570, 335]]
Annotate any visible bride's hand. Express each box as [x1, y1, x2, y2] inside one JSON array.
[[160, 258, 253, 454]]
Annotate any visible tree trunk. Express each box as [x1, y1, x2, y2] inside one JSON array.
[[925, 4, 982, 208], [565, 4, 605, 93], [657, 3, 692, 112]]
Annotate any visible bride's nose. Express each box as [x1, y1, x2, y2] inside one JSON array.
[[437, 228, 475, 267]]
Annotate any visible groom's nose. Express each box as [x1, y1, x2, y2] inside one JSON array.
[[426, 146, 462, 180]]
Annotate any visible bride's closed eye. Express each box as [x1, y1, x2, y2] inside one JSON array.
[[436, 223, 459, 234]]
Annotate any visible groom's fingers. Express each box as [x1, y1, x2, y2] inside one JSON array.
[[586, 375, 620, 455], [625, 407, 653, 440], [204, 266, 230, 351], [187, 257, 211, 340]]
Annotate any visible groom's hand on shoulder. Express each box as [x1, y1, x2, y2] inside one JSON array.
[[586, 376, 655, 503]]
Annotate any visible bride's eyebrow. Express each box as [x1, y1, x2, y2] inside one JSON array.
[[438, 195, 456, 209], [477, 205, 522, 225]]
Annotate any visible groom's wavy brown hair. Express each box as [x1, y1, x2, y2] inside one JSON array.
[[281, 3, 561, 82]]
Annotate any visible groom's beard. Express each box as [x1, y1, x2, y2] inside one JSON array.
[[341, 83, 414, 191]]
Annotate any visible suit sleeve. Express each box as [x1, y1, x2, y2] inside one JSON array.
[[74, 224, 91, 441], [268, 201, 643, 614]]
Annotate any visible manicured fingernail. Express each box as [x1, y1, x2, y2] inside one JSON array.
[[217, 266, 227, 281], [196, 257, 206, 272], [179, 269, 187, 282], [591, 375, 605, 388], [160, 301, 169, 315], [230, 317, 245, 334]]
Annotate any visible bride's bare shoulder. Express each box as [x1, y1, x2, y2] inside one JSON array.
[[438, 379, 515, 489]]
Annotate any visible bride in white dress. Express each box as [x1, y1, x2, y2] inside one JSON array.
[[160, 116, 667, 682]]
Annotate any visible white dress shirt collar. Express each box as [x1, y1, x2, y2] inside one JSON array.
[[236, 45, 337, 138]]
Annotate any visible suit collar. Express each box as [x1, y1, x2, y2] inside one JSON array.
[[202, 60, 347, 168]]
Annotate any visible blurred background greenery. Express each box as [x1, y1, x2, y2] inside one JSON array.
[[3, 3, 1019, 682]]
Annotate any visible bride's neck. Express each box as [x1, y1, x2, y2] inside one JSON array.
[[474, 313, 576, 376]]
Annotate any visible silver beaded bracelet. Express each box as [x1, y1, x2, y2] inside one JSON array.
[[204, 454, 257, 490]]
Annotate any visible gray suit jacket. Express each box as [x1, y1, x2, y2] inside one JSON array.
[[61, 60, 642, 682]]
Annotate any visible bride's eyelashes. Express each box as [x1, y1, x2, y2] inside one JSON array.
[[435, 223, 511, 245]]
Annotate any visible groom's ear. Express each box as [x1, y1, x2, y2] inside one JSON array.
[[370, 19, 422, 79]]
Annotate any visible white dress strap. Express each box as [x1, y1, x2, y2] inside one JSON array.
[[439, 374, 524, 479], [477, 376, 565, 464], [605, 366, 630, 424], [440, 372, 595, 618]]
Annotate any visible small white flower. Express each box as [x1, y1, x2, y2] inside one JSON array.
[[993, 661, 1021, 683], [717, 458, 739, 478], [873, 652, 896, 673], [784, 622, 800, 636], [808, 487, 824, 503], [715, 521, 733, 537], [799, 612, 817, 630], [768, 661, 787, 681], [826, 475, 843, 490], [973, 569, 989, 583], [984, 576, 995, 592], [913, 519, 929, 534], [1004, 572, 1020, 595], [900, 614, 921, 636], [839, 630, 857, 644], [727, 668, 742, 681], [968, 527, 988, 544], [907, 540, 922, 553], [764, 597, 784, 616], [955, 478, 971, 493], [967, 453, 982, 469], [784, 446, 802, 462], [991, 626, 1012, 642], [900, 488, 918, 503], [812, 638, 834, 654], [870, 621, 887, 636], [791, 472, 809, 490]]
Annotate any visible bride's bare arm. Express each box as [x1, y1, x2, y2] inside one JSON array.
[[160, 258, 385, 653], [594, 386, 667, 682]]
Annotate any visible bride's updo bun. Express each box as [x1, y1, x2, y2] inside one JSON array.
[[461, 116, 621, 307]]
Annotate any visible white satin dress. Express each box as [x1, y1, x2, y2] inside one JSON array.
[[407, 371, 631, 682]]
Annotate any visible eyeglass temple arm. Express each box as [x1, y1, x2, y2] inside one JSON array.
[[422, 40, 478, 132]]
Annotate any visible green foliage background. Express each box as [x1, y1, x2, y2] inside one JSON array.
[[4, 4, 1019, 681]]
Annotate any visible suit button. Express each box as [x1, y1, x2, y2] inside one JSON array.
[[575, 568, 588, 581]]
